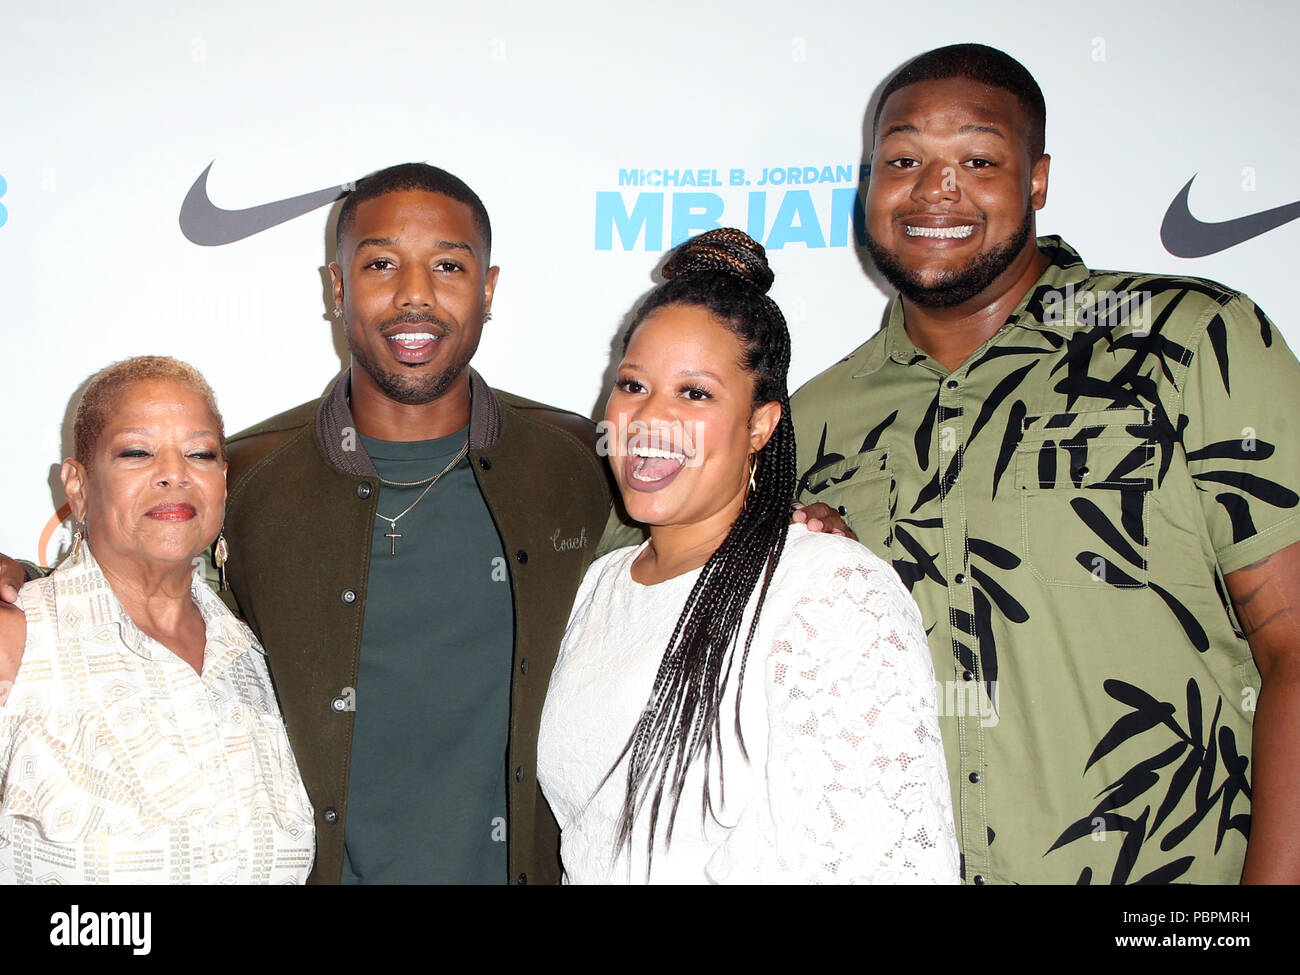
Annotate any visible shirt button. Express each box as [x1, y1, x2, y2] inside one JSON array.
[[331, 695, 349, 712], [515, 766, 525, 782], [973, 874, 987, 886], [962, 670, 974, 681], [945, 379, 959, 390], [520, 658, 530, 675], [944, 473, 959, 490], [969, 771, 982, 783], [478, 456, 492, 471], [341, 588, 358, 604], [837, 505, 847, 515], [954, 573, 967, 584], [356, 482, 373, 499], [322, 807, 339, 825], [1074, 466, 1089, 479], [517, 873, 528, 885], [515, 550, 528, 564]]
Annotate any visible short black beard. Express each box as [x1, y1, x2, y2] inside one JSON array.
[[350, 348, 471, 405], [866, 205, 1034, 308], [346, 318, 475, 406]]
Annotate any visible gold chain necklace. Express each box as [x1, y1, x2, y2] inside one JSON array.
[[374, 442, 469, 556]]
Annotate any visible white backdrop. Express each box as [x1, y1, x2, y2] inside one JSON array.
[[3, 0, 1298, 561]]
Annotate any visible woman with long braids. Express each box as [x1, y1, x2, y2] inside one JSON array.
[[537, 229, 957, 883]]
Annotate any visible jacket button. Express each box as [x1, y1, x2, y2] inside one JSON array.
[[322, 807, 339, 825], [517, 873, 528, 885], [515, 550, 528, 564], [1074, 466, 1089, 479], [969, 771, 982, 783], [331, 695, 349, 712], [946, 379, 959, 390], [837, 505, 847, 515], [954, 573, 967, 584], [973, 874, 987, 886], [356, 482, 373, 499], [515, 766, 524, 782], [962, 670, 974, 681], [341, 588, 358, 604], [520, 658, 530, 675], [478, 456, 492, 471]]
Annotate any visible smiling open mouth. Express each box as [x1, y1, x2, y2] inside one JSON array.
[[384, 330, 443, 364], [389, 331, 439, 349], [905, 225, 976, 239], [630, 444, 687, 483], [623, 443, 690, 495]]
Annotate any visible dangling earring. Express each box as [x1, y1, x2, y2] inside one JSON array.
[[214, 532, 230, 590], [748, 453, 759, 494], [69, 522, 86, 563]]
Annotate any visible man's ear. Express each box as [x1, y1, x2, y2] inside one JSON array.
[[749, 401, 782, 452], [483, 265, 500, 318], [61, 459, 88, 523], [1030, 153, 1050, 211], [329, 261, 344, 313]]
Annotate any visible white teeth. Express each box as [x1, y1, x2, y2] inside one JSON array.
[[630, 446, 686, 462], [905, 224, 975, 239], [390, 332, 436, 342]]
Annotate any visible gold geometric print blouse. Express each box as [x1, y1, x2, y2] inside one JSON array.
[[0, 547, 315, 884]]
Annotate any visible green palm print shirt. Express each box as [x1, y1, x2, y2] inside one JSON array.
[[792, 237, 1300, 885]]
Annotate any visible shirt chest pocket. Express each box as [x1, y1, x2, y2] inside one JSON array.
[[801, 447, 894, 561], [1014, 408, 1156, 589]]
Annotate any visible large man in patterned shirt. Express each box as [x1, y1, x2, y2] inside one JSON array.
[[792, 43, 1300, 884]]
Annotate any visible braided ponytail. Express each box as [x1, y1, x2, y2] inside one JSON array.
[[609, 228, 798, 863]]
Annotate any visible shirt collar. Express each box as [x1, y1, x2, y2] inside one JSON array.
[[852, 235, 1090, 377], [52, 546, 261, 664], [314, 366, 502, 477]]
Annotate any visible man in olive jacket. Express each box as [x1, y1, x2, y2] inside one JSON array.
[[223, 163, 622, 884], [226, 368, 614, 884]]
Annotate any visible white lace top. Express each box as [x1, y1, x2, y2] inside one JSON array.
[[537, 524, 959, 884]]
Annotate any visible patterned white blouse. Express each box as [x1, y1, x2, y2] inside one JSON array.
[[538, 524, 960, 884], [0, 548, 315, 884]]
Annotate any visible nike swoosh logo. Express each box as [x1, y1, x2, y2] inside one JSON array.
[[179, 162, 349, 246], [1161, 174, 1300, 258]]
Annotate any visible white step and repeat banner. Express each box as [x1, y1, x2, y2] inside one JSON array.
[[3, 0, 1298, 561]]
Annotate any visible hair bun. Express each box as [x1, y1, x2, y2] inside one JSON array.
[[661, 228, 774, 294]]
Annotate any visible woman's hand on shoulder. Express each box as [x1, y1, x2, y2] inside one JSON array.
[[0, 552, 28, 604], [0, 597, 27, 699]]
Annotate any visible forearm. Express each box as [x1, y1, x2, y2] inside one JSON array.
[[1224, 541, 1300, 883], [1240, 662, 1300, 883]]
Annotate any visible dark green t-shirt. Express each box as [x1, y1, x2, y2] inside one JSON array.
[[340, 428, 514, 884]]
